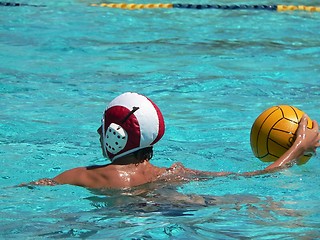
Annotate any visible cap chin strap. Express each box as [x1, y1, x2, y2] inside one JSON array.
[[101, 117, 108, 158]]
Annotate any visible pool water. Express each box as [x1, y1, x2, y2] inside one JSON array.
[[1, 0, 320, 238]]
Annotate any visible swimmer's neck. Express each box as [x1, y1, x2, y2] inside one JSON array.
[[111, 155, 151, 166]]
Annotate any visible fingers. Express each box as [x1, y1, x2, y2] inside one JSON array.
[[310, 119, 320, 150], [315, 120, 320, 148], [299, 115, 319, 134], [312, 119, 319, 132], [301, 114, 309, 126], [297, 114, 308, 135]]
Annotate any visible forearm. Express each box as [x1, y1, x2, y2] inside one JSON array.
[[180, 164, 234, 178], [19, 178, 59, 187], [264, 142, 305, 171], [242, 138, 308, 177], [193, 169, 234, 177]]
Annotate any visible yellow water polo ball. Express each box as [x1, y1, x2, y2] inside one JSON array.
[[250, 105, 313, 165]]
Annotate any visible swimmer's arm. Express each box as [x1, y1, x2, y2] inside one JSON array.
[[242, 115, 320, 176], [52, 167, 89, 186], [19, 168, 89, 187], [188, 168, 234, 177], [168, 162, 233, 178], [17, 178, 59, 187]]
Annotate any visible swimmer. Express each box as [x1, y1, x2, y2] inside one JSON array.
[[25, 92, 320, 188]]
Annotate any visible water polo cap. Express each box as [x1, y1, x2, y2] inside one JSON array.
[[100, 92, 165, 162]]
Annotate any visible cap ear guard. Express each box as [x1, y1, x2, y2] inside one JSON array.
[[105, 123, 128, 154]]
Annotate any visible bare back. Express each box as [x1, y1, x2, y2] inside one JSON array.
[[53, 161, 167, 189]]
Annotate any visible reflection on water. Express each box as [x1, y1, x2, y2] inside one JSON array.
[[58, 182, 308, 239], [86, 181, 298, 216]]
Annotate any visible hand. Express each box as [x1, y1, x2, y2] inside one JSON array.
[[294, 114, 320, 156]]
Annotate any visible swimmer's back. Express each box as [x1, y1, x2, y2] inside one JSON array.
[[53, 161, 167, 189]]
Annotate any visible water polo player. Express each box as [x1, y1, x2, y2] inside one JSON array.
[[26, 92, 320, 188]]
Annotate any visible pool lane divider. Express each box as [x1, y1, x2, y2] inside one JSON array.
[[90, 3, 320, 12], [1, 2, 319, 12], [0, 2, 45, 7]]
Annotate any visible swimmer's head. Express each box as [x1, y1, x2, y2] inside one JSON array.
[[98, 92, 165, 162]]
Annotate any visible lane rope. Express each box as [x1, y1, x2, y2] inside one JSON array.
[[0, 2, 45, 7], [91, 3, 173, 9], [90, 3, 320, 12], [1, 1, 319, 12]]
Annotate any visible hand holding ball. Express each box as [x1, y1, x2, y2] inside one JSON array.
[[250, 105, 313, 165]]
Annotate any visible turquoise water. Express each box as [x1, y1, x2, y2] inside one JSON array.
[[1, 0, 320, 238]]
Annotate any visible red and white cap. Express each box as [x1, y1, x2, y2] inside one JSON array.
[[100, 92, 165, 161]]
